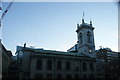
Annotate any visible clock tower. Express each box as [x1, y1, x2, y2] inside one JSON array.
[[76, 18, 96, 58]]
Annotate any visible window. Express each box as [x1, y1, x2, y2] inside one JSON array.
[[74, 74, 79, 79], [57, 74, 62, 79], [75, 62, 79, 71], [47, 74, 52, 80], [87, 31, 91, 43], [35, 73, 43, 80], [66, 61, 71, 71], [83, 74, 87, 79], [66, 74, 72, 79], [75, 66, 79, 71], [18, 60, 22, 67], [57, 60, 62, 70], [82, 62, 87, 71], [79, 33, 82, 44], [98, 68, 101, 72], [89, 74, 95, 79], [36, 59, 42, 70], [47, 60, 52, 70], [90, 62, 94, 71]]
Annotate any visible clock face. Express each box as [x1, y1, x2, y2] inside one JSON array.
[[89, 49, 92, 53], [88, 47, 92, 54]]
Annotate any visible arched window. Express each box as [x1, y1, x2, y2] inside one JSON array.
[[89, 74, 95, 79], [90, 62, 94, 71], [79, 33, 82, 43], [57, 60, 62, 70], [74, 74, 79, 79], [75, 66, 79, 71], [82, 62, 87, 71], [47, 74, 52, 79], [36, 59, 42, 70], [47, 60, 52, 70], [66, 74, 72, 79], [57, 74, 62, 79], [66, 61, 71, 71], [83, 74, 87, 79], [35, 73, 43, 79], [87, 31, 91, 43], [75, 62, 79, 71]]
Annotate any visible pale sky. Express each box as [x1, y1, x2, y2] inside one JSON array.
[[2, 2, 118, 55]]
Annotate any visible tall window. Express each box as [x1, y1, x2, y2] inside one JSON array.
[[47, 74, 52, 80], [66, 61, 71, 71], [79, 33, 82, 44], [83, 74, 87, 79], [35, 73, 43, 79], [57, 60, 62, 70], [74, 74, 79, 79], [57, 74, 62, 79], [82, 62, 87, 71], [36, 59, 42, 70], [75, 62, 79, 71], [90, 62, 94, 71], [66, 74, 72, 79], [47, 60, 52, 70], [89, 74, 95, 79], [87, 31, 91, 43], [75, 66, 79, 71]]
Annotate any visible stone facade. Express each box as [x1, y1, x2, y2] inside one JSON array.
[[0, 40, 2, 80], [0, 41, 12, 80], [16, 46, 96, 79], [96, 48, 119, 79]]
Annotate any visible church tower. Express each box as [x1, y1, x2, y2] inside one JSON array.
[[76, 17, 96, 58]]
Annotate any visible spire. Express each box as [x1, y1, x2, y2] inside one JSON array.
[[83, 12, 85, 18], [82, 12, 85, 23]]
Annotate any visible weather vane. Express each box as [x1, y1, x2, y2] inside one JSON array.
[[83, 12, 85, 19]]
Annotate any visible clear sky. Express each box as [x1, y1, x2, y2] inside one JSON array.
[[2, 2, 118, 55]]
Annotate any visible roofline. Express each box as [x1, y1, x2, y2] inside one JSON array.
[[17, 46, 91, 57]]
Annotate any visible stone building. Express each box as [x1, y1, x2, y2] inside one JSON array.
[[0, 41, 12, 80], [76, 19, 96, 58], [96, 48, 118, 62], [96, 48, 119, 79], [95, 59, 106, 79], [16, 46, 96, 80], [118, 52, 120, 79], [0, 40, 2, 80], [15, 18, 97, 80]]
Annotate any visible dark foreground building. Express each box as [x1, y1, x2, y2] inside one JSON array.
[[15, 46, 96, 80], [0, 41, 12, 80]]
